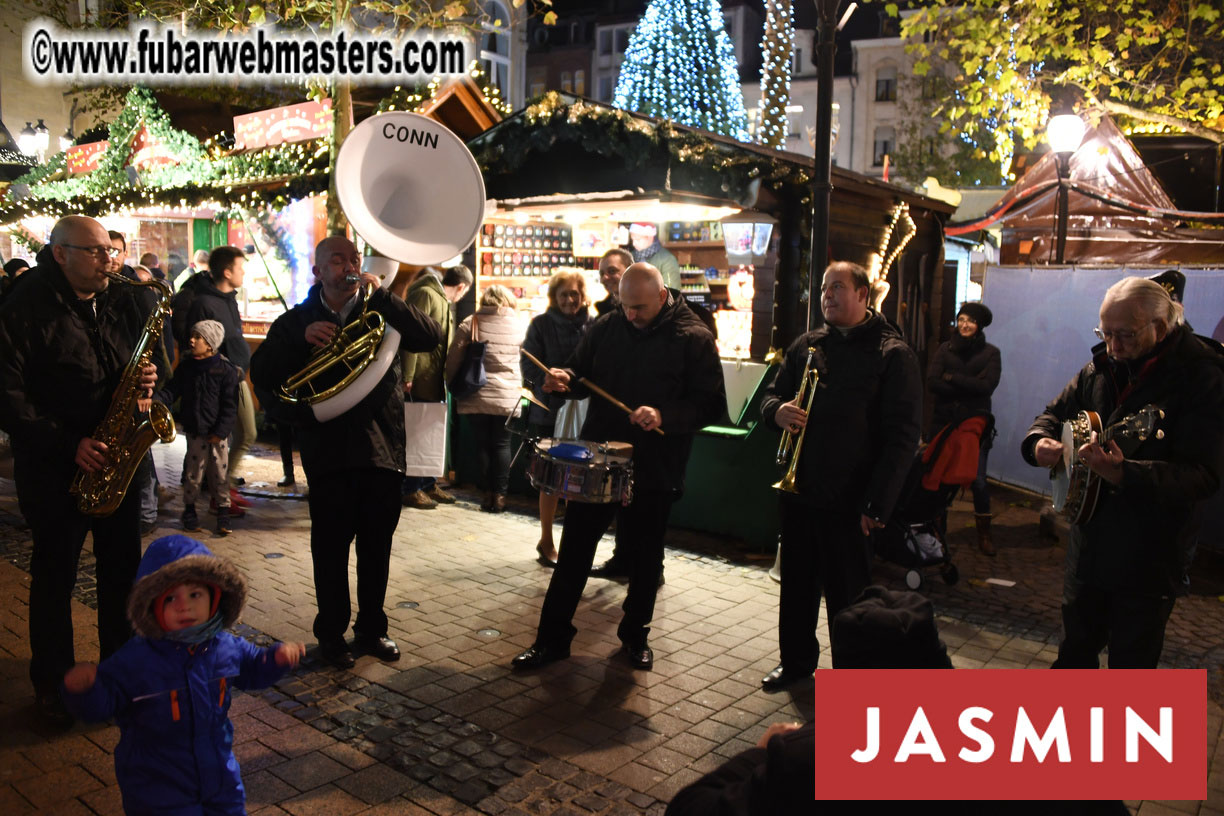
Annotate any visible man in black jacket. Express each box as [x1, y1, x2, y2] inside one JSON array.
[[0, 215, 159, 724], [512, 263, 726, 671], [1023, 276, 1224, 669], [187, 246, 255, 503], [250, 236, 443, 669], [758, 261, 922, 690]]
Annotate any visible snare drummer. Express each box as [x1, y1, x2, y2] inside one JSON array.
[[1022, 277, 1224, 669], [511, 263, 725, 672]]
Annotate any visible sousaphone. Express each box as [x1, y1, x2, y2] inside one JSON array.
[[282, 111, 486, 421]]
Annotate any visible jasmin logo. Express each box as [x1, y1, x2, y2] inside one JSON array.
[[813, 670, 1206, 801]]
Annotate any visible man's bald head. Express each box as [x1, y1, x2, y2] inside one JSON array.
[[619, 263, 668, 329], [50, 215, 113, 299]]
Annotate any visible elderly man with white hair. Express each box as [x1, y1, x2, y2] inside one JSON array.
[[1024, 276, 1224, 669]]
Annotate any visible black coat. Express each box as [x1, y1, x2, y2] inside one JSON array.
[[926, 332, 1001, 432], [521, 306, 592, 427], [1022, 326, 1224, 596], [155, 353, 240, 439], [0, 249, 159, 480], [250, 284, 443, 479], [560, 291, 725, 493], [760, 311, 922, 522], [185, 277, 250, 373]]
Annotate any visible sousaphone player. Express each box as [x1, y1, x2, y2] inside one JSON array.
[[250, 112, 484, 669]]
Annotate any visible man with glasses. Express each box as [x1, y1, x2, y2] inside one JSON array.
[[1023, 276, 1224, 669], [0, 215, 160, 725]]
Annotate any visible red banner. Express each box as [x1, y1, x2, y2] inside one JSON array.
[[233, 99, 332, 150], [66, 141, 108, 175], [813, 670, 1206, 801]]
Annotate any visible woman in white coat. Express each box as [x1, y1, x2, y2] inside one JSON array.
[[445, 285, 526, 512]]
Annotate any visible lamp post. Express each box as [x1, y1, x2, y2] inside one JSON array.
[[1046, 112, 1086, 264]]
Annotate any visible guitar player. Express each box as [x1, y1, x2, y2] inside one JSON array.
[[1022, 276, 1224, 669]]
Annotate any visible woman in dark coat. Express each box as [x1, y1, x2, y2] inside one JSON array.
[[927, 301, 1001, 555], [521, 271, 594, 567]]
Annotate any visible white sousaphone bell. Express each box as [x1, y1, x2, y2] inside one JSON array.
[[283, 111, 487, 422]]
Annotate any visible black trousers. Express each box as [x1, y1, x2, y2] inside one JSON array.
[[306, 468, 402, 643], [17, 460, 141, 693], [1052, 584, 1176, 669], [469, 413, 512, 495], [536, 490, 675, 649], [777, 502, 872, 671]]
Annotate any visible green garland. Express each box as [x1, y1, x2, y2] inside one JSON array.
[[469, 92, 814, 206]]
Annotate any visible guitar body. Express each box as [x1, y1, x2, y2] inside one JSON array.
[[1048, 404, 1164, 526]]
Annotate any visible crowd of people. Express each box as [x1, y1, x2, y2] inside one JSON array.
[[0, 213, 1219, 813]]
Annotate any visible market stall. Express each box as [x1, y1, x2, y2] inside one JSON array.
[[468, 94, 955, 549]]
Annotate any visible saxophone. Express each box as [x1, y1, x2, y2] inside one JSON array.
[[70, 271, 177, 516]]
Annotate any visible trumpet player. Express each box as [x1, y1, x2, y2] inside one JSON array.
[[250, 236, 443, 670], [0, 215, 161, 726], [758, 261, 921, 691]]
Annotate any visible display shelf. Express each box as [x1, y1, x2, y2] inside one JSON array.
[[663, 241, 725, 250]]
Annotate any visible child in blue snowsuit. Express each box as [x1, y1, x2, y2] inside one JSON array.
[[62, 535, 306, 815]]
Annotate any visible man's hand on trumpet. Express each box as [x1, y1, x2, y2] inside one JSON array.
[[542, 368, 571, 393], [775, 400, 808, 436]]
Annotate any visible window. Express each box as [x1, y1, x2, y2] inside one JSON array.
[[479, 0, 512, 101], [875, 64, 897, 102], [527, 67, 546, 98], [561, 72, 573, 93], [873, 126, 896, 166], [791, 46, 804, 75], [921, 70, 945, 100], [574, 70, 586, 96], [599, 75, 615, 102], [598, 29, 612, 55]]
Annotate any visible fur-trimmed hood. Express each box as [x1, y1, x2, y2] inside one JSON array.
[[127, 535, 247, 638]]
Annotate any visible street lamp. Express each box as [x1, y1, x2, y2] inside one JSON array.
[[33, 120, 49, 158], [17, 122, 36, 157], [1046, 112, 1085, 264]]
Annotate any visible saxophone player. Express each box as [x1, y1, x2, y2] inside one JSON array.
[[757, 261, 921, 691], [0, 215, 161, 726], [250, 236, 443, 670]]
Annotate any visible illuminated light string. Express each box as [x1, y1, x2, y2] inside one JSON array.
[[612, 0, 751, 141], [756, 0, 793, 148], [0, 66, 505, 227]]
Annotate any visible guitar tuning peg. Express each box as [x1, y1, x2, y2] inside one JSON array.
[[1155, 430, 1165, 439]]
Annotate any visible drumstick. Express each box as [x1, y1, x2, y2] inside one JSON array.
[[520, 348, 664, 436]]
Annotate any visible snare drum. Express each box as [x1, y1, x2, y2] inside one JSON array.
[[527, 438, 633, 504]]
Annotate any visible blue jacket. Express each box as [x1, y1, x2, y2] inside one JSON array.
[[62, 535, 286, 815]]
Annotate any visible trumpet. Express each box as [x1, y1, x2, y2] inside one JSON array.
[[773, 348, 819, 494]]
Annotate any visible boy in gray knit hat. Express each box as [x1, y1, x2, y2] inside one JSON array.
[[154, 319, 240, 534]]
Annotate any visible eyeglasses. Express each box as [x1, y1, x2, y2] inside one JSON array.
[[59, 243, 120, 260], [1093, 321, 1153, 342]]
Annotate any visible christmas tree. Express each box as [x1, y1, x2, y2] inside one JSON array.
[[756, 0, 794, 148], [613, 0, 751, 141]]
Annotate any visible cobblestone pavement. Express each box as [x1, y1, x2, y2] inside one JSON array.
[[0, 441, 1221, 815]]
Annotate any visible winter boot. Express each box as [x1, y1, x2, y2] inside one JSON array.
[[975, 513, 995, 557], [181, 503, 200, 532], [216, 507, 232, 536]]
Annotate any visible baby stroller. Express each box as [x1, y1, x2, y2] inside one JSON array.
[[874, 410, 995, 590]]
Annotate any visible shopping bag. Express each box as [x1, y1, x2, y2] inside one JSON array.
[[404, 400, 448, 477]]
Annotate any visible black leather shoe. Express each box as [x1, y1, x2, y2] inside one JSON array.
[[35, 691, 74, 728], [318, 639, 355, 669], [511, 644, 569, 671], [354, 635, 400, 662], [621, 643, 654, 670], [590, 558, 630, 581], [761, 664, 816, 691]]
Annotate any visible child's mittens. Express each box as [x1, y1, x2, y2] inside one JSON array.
[[63, 663, 98, 694], [274, 642, 307, 669]]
